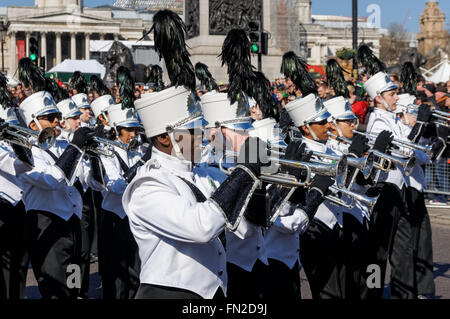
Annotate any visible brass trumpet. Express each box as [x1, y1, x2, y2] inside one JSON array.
[[1, 124, 56, 151], [431, 111, 449, 128], [327, 185, 379, 213], [218, 150, 348, 189], [278, 136, 375, 180], [355, 130, 432, 157], [90, 136, 139, 156], [60, 128, 139, 157], [352, 130, 417, 175]]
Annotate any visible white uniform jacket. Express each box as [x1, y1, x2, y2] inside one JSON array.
[[100, 144, 143, 219], [302, 137, 344, 230], [18, 136, 100, 220], [263, 201, 309, 269], [0, 141, 30, 206], [366, 108, 411, 189], [122, 147, 231, 299], [398, 122, 430, 193]]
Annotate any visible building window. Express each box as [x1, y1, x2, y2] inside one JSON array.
[[308, 48, 311, 58]]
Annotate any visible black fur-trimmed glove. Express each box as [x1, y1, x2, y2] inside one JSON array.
[[299, 175, 334, 220], [210, 137, 268, 230]]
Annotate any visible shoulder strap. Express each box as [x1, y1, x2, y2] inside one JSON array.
[[45, 149, 84, 196], [112, 149, 130, 173], [178, 176, 207, 203]]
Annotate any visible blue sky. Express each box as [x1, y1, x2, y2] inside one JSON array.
[[1, 0, 449, 35]]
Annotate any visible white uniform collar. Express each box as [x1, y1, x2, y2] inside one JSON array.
[[152, 147, 192, 173], [373, 107, 396, 120]]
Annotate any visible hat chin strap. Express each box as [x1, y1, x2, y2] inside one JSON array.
[[33, 118, 43, 132], [168, 131, 186, 161], [332, 119, 344, 137], [379, 94, 394, 112], [305, 123, 319, 141]]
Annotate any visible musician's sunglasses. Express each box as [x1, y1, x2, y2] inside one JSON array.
[[37, 113, 62, 122], [337, 118, 358, 126]]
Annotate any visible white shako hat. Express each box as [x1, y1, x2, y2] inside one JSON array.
[[56, 98, 82, 120], [91, 94, 114, 119], [199, 90, 254, 130], [20, 91, 60, 127], [134, 85, 207, 138], [364, 71, 398, 100], [285, 93, 331, 127], [324, 96, 357, 121], [0, 106, 20, 125], [249, 117, 285, 147], [323, 96, 357, 137], [107, 103, 140, 130], [71, 93, 91, 109]]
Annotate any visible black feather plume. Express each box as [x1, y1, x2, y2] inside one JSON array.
[[90, 75, 111, 96], [148, 65, 164, 92], [70, 71, 88, 94], [220, 28, 256, 109], [280, 51, 317, 96], [247, 71, 279, 120], [18, 57, 46, 92], [357, 45, 386, 76], [195, 62, 218, 92], [0, 72, 15, 109], [150, 10, 195, 90], [326, 59, 349, 98], [117, 66, 135, 110], [400, 62, 417, 96], [45, 77, 69, 104]]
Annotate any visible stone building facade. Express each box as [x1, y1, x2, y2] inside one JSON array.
[[417, 0, 447, 57], [0, 0, 153, 77]]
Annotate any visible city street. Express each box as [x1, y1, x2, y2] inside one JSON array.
[[25, 206, 450, 299]]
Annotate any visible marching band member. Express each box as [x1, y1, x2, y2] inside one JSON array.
[[282, 51, 350, 299], [17, 58, 101, 299], [323, 94, 372, 299], [122, 10, 266, 299], [49, 77, 103, 298], [394, 95, 436, 299], [246, 117, 333, 299], [390, 64, 445, 298], [324, 59, 373, 299], [285, 92, 347, 299], [359, 45, 416, 299], [198, 30, 284, 299], [97, 66, 145, 299]]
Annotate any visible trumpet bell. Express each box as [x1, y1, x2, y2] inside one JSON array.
[[360, 152, 375, 179], [37, 127, 57, 151]]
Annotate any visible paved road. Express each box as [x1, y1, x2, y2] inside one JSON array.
[[26, 209, 450, 299]]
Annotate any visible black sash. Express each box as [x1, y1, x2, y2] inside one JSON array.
[[178, 176, 226, 248], [112, 150, 130, 173], [178, 177, 207, 203], [45, 149, 85, 197]]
